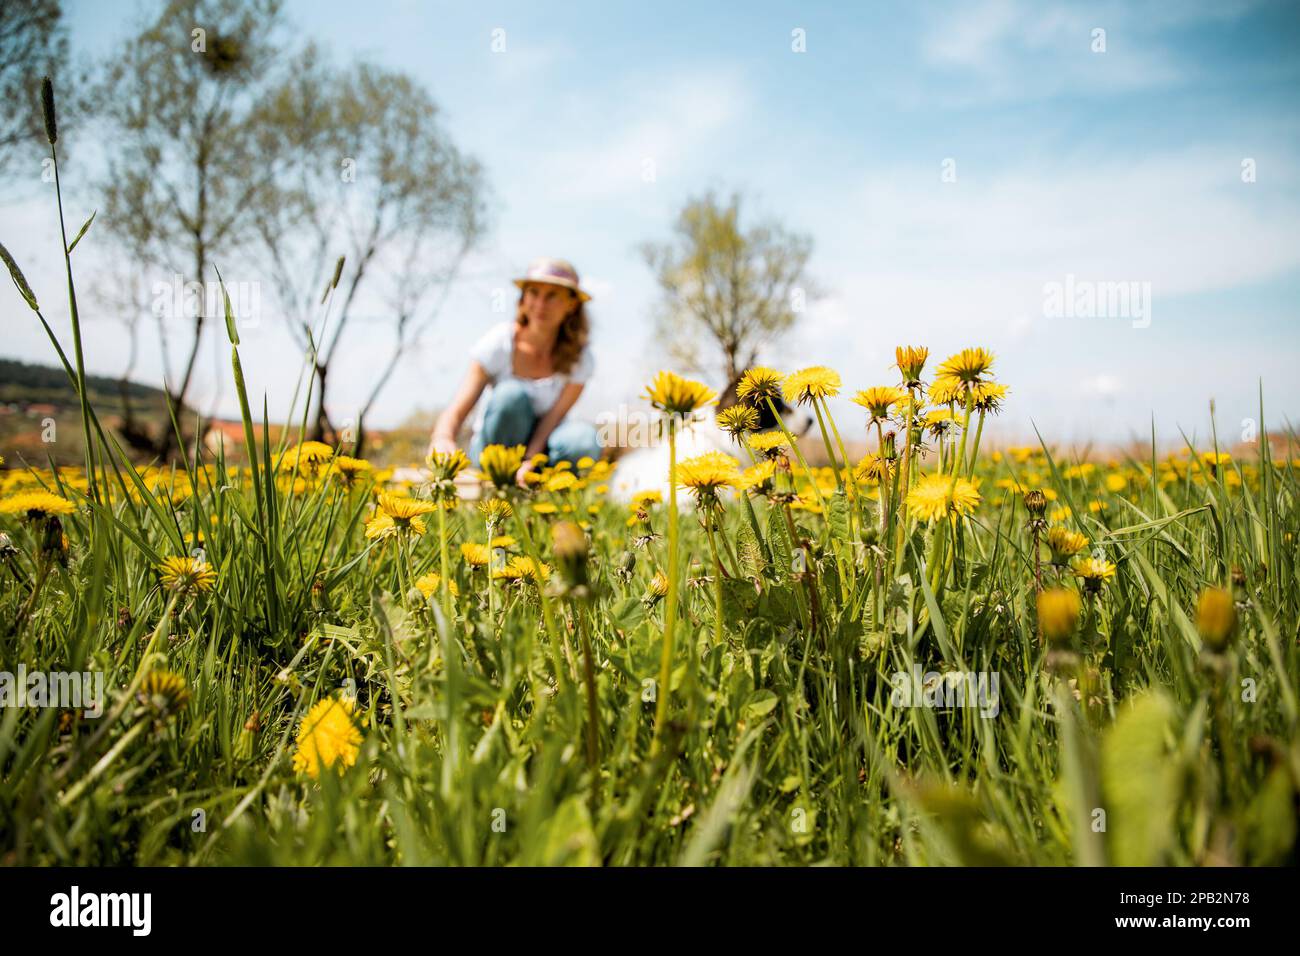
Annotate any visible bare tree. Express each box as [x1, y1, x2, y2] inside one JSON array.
[[251, 54, 488, 447], [0, 0, 67, 178], [640, 190, 818, 390], [88, 0, 299, 459]]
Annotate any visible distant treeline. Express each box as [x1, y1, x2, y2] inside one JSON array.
[[0, 358, 163, 405]]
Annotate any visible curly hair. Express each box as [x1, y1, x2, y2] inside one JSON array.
[[514, 290, 589, 375]]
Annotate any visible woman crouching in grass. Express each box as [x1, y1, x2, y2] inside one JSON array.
[[428, 257, 601, 487]]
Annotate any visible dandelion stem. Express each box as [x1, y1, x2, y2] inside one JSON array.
[[651, 415, 679, 756], [954, 390, 975, 476], [511, 504, 569, 695], [812, 400, 842, 490], [576, 602, 600, 808], [967, 408, 987, 479], [764, 397, 826, 514]]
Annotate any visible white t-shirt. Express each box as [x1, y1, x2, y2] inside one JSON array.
[[469, 321, 594, 438]]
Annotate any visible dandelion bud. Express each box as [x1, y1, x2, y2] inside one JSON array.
[[40, 76, 57, 146], [1195, 587, 1236, 652], [617, 550, 636, 580], [137, 670, 191, 724], [40, 515, 64, 556], [1024, 489, 1047, 518], [552, 520, 587, 561], [895, 346, 928, 387], [643, 570, 669, 606], [1037, 588, 1081, 645], [551, 520, 590, 592]]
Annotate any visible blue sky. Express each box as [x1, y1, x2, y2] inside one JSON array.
[[4, 0, 1299, 447]]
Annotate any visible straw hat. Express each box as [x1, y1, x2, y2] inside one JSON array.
[[512, 257, 592, 302]]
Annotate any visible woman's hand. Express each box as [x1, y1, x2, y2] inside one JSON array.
[[427, 434, 457, 460], [515, 459, 537, 488]]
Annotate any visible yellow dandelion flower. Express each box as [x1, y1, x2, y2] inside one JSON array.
[[477, 498, 513, 524], [904, 474, 981, 522], [677, 451, 741, 504], [414, 572, 459, 599], [0, 489, 76, 519], [426, 447, 470, 478], [783, 366, 842, 404], [367, 493, 435, 538], [926, 375, 965, 406], [292, 696, 363, 780], [738, 459, 778, 493], [924, 407, 957, 437], [545, 472, 578, 493], [1046, 526, 1088, 565], [1195, 586, 1236, 651], [971, 381, 1009, 413], [489, 534, 516, 549], [746, 430, 788, 458], [717, 404, 760, 437], [157, 556, 217, 594], [332, 455, 373, 487], [1071, 556, 1116, 593], [364, 513, 398, 540], [460, 542, 491, 567], [493, 555, 552, 582], [532, 501, 559, 515], [478, 444, 526, 488], [734, 367, 784, 406], [852, 386, 907, 420], [1037, 588, 1081, 645], [935, 347, 995, 385], [282, 441, 335, 477], [644, 370, 716, 416], [855, 454, 890, 484]]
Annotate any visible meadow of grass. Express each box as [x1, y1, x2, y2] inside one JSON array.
[[1, 81, 1297, 867]]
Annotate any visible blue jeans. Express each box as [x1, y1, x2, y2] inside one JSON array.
[[469, 380, 602, 466]]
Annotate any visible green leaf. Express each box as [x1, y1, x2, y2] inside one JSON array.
[[766, 506, 792, 574], [827, 489, 851, 542], [743, 689, 779, 719], [66, 209, 96, 254], [736, 523, 766, 577], [215, 264, 240, 346], [1100, 690, 1180, 866], [721, 576, 758, 619], [1244, 766, 1297, 866]]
